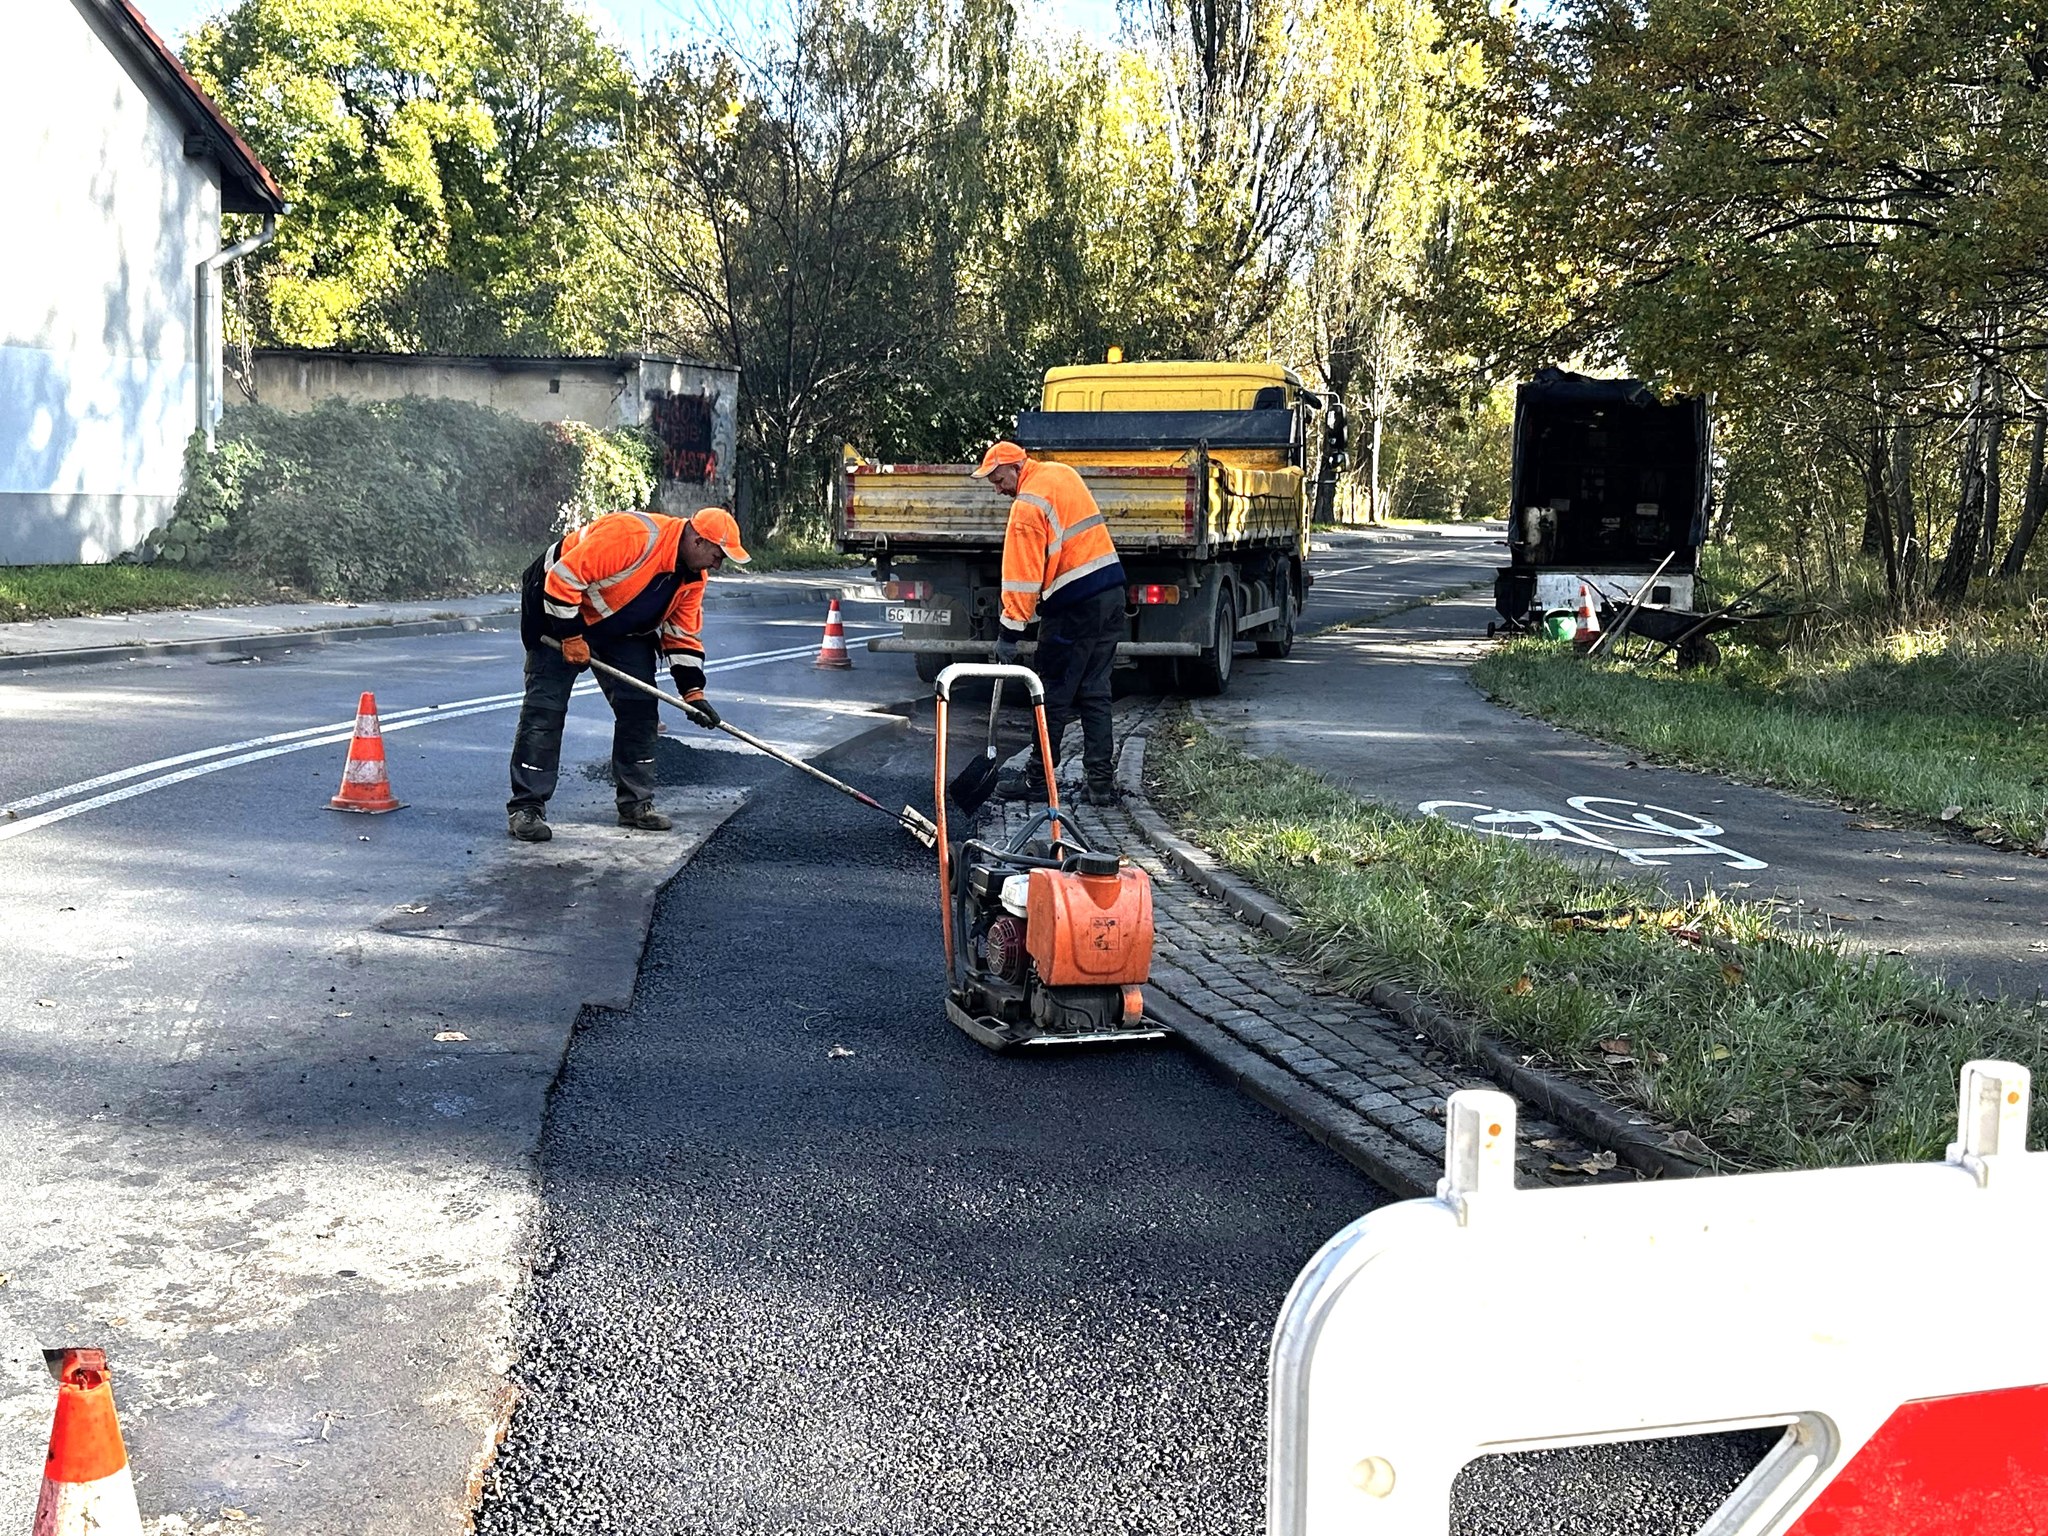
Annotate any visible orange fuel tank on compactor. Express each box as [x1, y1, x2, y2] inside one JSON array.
[[1025, 862, 1154, 987]]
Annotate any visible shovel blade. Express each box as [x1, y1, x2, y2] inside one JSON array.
[[947, 751, 1002, 815]]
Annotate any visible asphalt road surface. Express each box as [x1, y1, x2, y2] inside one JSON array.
[[473, 724, 1772, 1536]]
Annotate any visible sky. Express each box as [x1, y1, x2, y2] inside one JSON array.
[[140, 0, 1125, 59]]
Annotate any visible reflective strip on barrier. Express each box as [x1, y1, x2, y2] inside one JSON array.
[[1269, 1061, 2047, 1536]]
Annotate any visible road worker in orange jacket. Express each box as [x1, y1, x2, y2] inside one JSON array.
[[973, 440, 1126, 806], [506, 507, 750, 843]]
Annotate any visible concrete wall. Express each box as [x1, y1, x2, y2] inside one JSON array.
[[0, 1, 219, 564], [247, 351, 742, 515], [249, 352, 633, 429]]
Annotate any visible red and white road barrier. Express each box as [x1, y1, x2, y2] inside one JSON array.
[[1269, 1060, 2047, 1535]]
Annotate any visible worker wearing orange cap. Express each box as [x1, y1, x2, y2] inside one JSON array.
[[973, 440, 1127, 805], [507, 507, 751, 843]]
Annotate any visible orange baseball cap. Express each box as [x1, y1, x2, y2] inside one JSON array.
[[688, 507, 751, 565], [971, 440, 1029, 478]]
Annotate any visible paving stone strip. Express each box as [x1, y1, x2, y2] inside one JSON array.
[[977, 726, 1626, 1198]]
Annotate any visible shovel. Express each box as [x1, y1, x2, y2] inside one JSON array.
[[543, 639, 938, 847], [946, 679, 1005, 814]]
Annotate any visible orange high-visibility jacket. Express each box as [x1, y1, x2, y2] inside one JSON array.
[[542, 511, 705, 675], [998, 459, 1125, 633]]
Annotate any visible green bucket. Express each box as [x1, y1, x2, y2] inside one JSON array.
[[1542, 610, 1578, 643]]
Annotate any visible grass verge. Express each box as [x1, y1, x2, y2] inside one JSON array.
[[0, 565, 283, 623], [1474, 637, 2048, 850], [1148, 718, 2047, 1172]]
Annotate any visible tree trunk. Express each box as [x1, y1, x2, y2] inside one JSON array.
[[1368, 409, 1384, 524], [1934, 365, 1991, 607], [1860, 418, 1900, 602], [1999, 402, 2048, 578], [1977, 363, 2006, 576], [1892, 420, 1919, 596]]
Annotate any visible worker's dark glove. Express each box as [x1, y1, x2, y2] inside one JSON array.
[[992, 633, 1022, 667], [683, 693, 720, 730], [559, 634, 591, 668]]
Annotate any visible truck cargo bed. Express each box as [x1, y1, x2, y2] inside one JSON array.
[[839, 460, 1302, 555]]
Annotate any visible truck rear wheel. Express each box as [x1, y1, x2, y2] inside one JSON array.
[[915, 652, 947, 685], [1256, 580, 1296, 658], [1182, 585, 1236, 696]]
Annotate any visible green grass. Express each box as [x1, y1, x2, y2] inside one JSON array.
[[744, 532, 863, 572], [0, 565, 282, 623], [1149, 719, 2048, 1172], [1474, 632, 2048, 848]]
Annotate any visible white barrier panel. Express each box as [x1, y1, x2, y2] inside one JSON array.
[[1269, 1061, 2048, 1535]]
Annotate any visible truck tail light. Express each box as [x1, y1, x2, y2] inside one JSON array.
[[1130, 584, 1180, 605], [883, 580, 933, 600]]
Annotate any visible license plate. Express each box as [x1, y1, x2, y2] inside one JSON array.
[[886, 606, 952, 625]]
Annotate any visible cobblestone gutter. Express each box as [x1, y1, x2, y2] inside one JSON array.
[[979, 719, 1653, 1199]]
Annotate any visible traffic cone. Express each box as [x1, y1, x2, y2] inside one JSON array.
[[1572, 582, 1602, 648], [814, 597, 855, 670], [328, 691, 405, 813], [34, 1349, 143, 1536]]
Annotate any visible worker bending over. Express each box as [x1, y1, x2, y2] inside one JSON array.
[[973, 440, 1125, 806], [507, 508, 751, 843]]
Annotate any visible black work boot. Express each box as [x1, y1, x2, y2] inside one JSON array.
[[617, 802, 673, 831], [994, 773, 1048, 803], [508, 807, 552, 843], [1079, 781, 1121, 807]]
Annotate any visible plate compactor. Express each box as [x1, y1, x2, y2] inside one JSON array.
[[933, 663, 1164, 1051]]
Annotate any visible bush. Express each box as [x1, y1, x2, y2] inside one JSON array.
[[163, 399, 661, 599]]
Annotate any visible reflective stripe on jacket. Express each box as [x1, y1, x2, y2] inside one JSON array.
[[542, 512, 706, 671], [998, 459, 1125, 632]]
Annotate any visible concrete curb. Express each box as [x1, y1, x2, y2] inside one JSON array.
[[1118, 733, 1711, 1182], [0, 610, 522, 675], [0, 578, 882, 676], [1146, 991, 1435, 1198]]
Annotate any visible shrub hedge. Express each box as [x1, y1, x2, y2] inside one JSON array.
[[149, 398, 658, 599]]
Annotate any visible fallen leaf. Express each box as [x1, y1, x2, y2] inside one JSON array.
[[433, 1031, 468, 1042], [1705, 1044, 1733, 1061], [1721, 962, 1745, 986], [1505, 975, 1534, 996], [1847, 821, 1896, 831], [1941, 805, 1962, 821], [1597, 1037, 1633, 1056], [1719, 1106, 1756, 1125], [222, 1510, 248, 1523], [1553, 1150, 1619, 1176], [827, 1045, 855, 1059], [1664, 1130, 1714, 1160], [1530, 1138, 1574, 1152]]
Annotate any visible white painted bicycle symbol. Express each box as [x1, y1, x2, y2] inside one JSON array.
[[1417, 796, 1768, 871]]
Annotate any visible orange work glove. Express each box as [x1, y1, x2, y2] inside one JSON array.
[[559, 635, 591, 668]]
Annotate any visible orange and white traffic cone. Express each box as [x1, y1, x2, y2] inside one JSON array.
[[34, 1349, 143, 1536], [814, 597, 855, 670], [1572, 582, 1602, 648], [329, 691, 405, 813]]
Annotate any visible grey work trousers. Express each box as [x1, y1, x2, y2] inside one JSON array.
[[1026, 585, 1124, 792], [507, 632, 661, 815]]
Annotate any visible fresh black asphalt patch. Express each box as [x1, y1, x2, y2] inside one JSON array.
[[476, 734, 1773, 1533]]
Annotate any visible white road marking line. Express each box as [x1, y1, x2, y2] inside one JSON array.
[[0, 634, 898, 843]]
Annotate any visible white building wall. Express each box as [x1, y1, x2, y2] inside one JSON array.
[[0, 1, 219, 563]]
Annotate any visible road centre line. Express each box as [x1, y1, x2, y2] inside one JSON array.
[[0, 635, 896, 845]]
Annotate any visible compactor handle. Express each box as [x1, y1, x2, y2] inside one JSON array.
[[936, 662, 1045, 704]]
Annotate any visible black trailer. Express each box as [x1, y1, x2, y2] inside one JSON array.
[[1493, 369, 1713, 632]]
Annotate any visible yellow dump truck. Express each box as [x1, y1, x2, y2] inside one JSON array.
[[837, 360, 1339, 694]]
